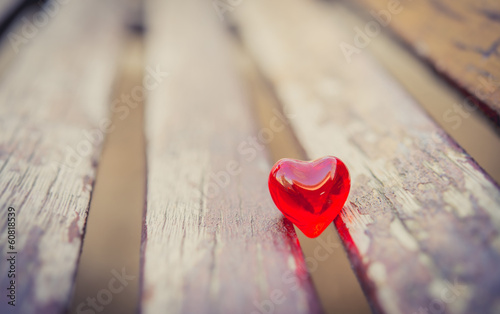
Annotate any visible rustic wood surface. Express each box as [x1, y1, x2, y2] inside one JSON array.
[[343, 0, 500, 126], [329, 1, 500, 185], [235, 41, 372, 314], [0, 1, 133, 312], [234, 0, 500, 313], [140, 0, 321, 313]]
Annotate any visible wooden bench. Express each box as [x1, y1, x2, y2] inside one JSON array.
[[0, 0, 499, 313]]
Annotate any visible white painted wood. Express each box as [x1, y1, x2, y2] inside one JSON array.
[[0, 1, 134, 312], [141, 0, 321, 313], [234, 0, 500, 313]]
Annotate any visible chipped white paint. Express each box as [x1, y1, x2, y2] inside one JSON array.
[[417, 253, 434, 268], [287, 255, 298, 271], [340, 203, 373, 255], [235, 0, 500, 313], [393, 186, 422, 216], [451, 151, 500, 224], [443, 189, 474, 218], [389, 219, 419, 252], [367, 262, 387, 284], [377, 288, 401, 314], [141, 0, 320, 313], [0, 1, 133, 313]]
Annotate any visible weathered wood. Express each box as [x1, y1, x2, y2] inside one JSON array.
[[234, 0, 500, 313], [341, 0, 500, 126], [140, 0, 321, 313], [68, 31, 145, 314], [235, 42, 372, 313], [0, 1, 133, 312]]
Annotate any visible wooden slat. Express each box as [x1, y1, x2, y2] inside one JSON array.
[[343, 0, 500, 125], [0, 1, 133, 312], [234, 0, 500, 313], [140, 0, 321, 313]]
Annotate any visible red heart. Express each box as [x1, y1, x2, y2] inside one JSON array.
[[268, 156, 350, 238]]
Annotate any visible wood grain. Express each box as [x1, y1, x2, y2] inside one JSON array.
[[69, 31, 145, 314], [0, 1, 133, 312], [140, 0, 321, 313], [330, 1, 500, 185], [343, 0, 500, 126], [234, 0, 500, 313]]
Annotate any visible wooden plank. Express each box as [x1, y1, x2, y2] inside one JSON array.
[[0, 1, 133, 312], [341, 0, 500, 126], [332, 1, 500, 185], [234, 0, 500, 313], [140, 0, 321, 313]]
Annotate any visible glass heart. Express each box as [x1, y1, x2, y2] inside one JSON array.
[[268, 156, 350, 238]]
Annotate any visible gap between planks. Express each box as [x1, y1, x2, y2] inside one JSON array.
[[69, 29, 145, 314]]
